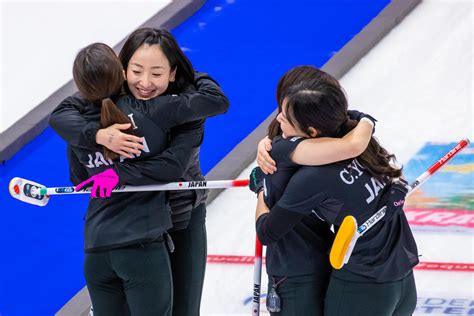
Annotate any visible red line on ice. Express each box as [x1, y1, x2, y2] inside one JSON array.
[[207, 255, 473, 272]]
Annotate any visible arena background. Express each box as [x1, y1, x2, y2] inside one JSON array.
[[0, 0, 472, 315]]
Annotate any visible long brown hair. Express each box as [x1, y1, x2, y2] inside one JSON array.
[[283, 68, 402, 182], [73, 43, 134, 160]]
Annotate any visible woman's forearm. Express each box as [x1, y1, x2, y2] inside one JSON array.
[[114, 121, 203, 185], [134, 72, 230, 129], [291, 119, 374, 165], [255, 198, 306, 245]]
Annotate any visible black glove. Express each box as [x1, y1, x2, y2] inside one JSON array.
[[348, 109, 377, 133], [378, 178, 410, 222], [249, 167, 265, 195]]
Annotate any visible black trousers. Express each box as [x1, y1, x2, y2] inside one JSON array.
[[324, 270, 417, 316], [84, 240, 173, 316], [169, 203, 207, 316], [268, 274, 329, 316]]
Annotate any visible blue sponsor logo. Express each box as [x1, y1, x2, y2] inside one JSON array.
[[416, 297, 474, 314], [55, 187, 74, 193]]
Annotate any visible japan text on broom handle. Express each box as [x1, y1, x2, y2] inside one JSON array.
[[357, 138, 470, 236], [252, 237, 263, 316], [37, 179, 250, 196]]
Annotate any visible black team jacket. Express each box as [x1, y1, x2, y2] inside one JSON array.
[[50, 73, 229, 251], [257, 137, 418, 282]]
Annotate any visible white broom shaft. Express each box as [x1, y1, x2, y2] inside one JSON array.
[[411, 138, 469, 191], [252, 237, 263, 316], [38, 179, 250, 196], [357, 138, 470, 235]]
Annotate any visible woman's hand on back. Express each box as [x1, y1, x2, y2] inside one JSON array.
[[96, 123, 144, 158], [257, 137, 277, 174]]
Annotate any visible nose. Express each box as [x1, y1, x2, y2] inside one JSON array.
[[276, 112, 283, 123], [139, 74, 152, 88]]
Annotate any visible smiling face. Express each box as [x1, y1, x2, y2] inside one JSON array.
[[125, 44, 176, 100], [277, 97, 310, 139]]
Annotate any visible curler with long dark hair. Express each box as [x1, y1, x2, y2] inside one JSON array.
[[73, 43, 134, 160], [284, 78, 402, 183]]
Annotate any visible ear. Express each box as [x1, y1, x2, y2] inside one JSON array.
[[307, 127, 318, 138], [123, 70, 127, 80], [169, 68, 176, 82]]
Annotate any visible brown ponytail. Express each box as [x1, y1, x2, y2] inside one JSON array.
[[100, 98, 135, 160], [73, 43, 135, 160]]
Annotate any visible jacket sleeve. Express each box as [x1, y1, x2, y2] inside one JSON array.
[[49, 96, 100, 149], [67, 146, 90, 185], [256, 167, 333, 245], [131, 72, 230, 129], [256, 205, 306, 245], [112, 120, 204, 185]]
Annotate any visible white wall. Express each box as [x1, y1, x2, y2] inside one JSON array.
[[0, 0, 171, 133], [339, 0, 473, 164]]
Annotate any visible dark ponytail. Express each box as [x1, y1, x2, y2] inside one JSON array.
[[73, 43, 134, 160], [339, 120, 402, 182]]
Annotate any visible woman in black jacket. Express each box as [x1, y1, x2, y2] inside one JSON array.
[[50, 33, 229, 315], [253, 68, 417, 316], [249, 66, 375, 315]]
